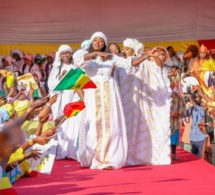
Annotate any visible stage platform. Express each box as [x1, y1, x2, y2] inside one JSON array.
[[13, 147, 215, 195]]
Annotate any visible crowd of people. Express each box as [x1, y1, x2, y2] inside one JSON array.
[[1, 31, 215, 188]]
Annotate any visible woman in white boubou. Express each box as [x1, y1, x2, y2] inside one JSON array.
[[48, 45, 81, 160], [73, 32, 156, 170], [121, 40, 172, 166]]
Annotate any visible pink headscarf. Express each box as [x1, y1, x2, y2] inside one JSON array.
[[46, 52, 55, 60], [23, 54, 34, 61]]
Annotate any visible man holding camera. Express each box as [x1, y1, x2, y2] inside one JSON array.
[[186, 91, 206, 157]]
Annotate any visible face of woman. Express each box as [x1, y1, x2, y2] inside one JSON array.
[[199, 52, 207, 59], [2, 59, 9, 67], [47, 56, 54, 64], [92, 37, 105, 51], [109, 44, 119, 55], [24, 59, 32, 66], [12, 53, 21, 61], [123, 46, 134, 58], [60, 51, 72, 64], [158, 51, 166, 63]]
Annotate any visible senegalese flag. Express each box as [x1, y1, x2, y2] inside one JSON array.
[[54, 68, 97, 91], [63, 101, 85, 118], [0, 172, 12, 190], [0, 171, 18, 195]]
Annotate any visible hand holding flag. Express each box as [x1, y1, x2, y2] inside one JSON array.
[[63, 101, 86, 118], [54, 68, 96, 91]]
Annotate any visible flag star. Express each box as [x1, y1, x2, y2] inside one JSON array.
[[74, 111, 79, 116], [75, 84, 81, 89]]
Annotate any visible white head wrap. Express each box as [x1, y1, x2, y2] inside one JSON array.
[[53, 45, 72, 66], [123, 38, 144, 57], [11, 49, 23, 58], [90, 32, 107, 46], [81, 40, 92, 50], [3, 56, 16, 66]]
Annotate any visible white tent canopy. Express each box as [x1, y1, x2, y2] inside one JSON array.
[[0, 0, 215, 44]]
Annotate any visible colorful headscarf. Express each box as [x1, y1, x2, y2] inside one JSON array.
[[46, 52, 55, 60], [1, 104, 15, 117], [23, 54, 34, 61], [0, 108, 10, 124], [81, 40, 92, 50], [13, 100, 31, 117], [199, 44, 208, 53]]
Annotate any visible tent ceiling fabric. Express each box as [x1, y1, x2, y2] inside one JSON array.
[[0, 0, 215, 44]]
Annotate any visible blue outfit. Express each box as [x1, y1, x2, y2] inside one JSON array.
[[187, 105, 206, 157]]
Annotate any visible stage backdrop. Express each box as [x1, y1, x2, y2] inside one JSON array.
[[0, 0, 215, 55]]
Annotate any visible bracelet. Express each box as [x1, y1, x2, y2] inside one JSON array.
[[26, 107, 34, 114], [46, 103, 51, 107], [28, 139, 34, 146]]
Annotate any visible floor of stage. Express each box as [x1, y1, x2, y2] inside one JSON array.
[[13, 147, 215, 195]]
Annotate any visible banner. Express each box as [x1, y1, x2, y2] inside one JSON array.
[[29, 139, 57, 174]]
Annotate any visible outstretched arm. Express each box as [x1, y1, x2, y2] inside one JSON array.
[[132, 49, 162, 68]]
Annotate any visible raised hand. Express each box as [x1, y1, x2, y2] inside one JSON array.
[[33, 135, 51, 145], [59, 70, 67, 80], [39, 114, 50, 124], [25, 149, 42, 160], [31, 96, 49, 110], [95, 52, 112, 61], [48, 94, 58, 105]]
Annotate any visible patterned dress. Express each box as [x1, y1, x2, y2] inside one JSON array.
[[117, 60, 172, 165], [73, 50, 131, 169], [169, 73, 186, 144]]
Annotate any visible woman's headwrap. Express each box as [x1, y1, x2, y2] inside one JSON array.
[[2, 56, 16, 66], [209, 49, 215, 57], [81, 40, 92, 50], [154, 46, 170, 63], [199, 44, 208, 53], [90, 32, 107, 46], [34, 54, 42, 61], [23, 54, 34, 61], [1, 104, 15, 117], [46, 52, 55, 60], [123, 38, 144, 57], [0, 108, 10, 122], [13, 100, 31, 117], [0, 57, 15, 89], [11, 49, 23, 59], [52, 45, 72, 67]]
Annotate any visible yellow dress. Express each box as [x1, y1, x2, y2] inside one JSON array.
[[189, 58, 215, 97], [21, 121, 55, 138]]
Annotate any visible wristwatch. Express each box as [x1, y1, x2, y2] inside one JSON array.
[[28, 139, 34, 146]]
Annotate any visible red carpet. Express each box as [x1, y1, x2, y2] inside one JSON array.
[[14, 147, 215, 195]]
